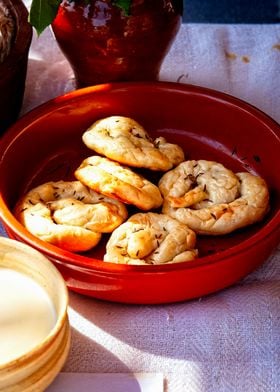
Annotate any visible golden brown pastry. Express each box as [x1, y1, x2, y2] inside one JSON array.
[[14, 180, 128, 252], [75, 155, 163, 210], [159, 160, 270, 235], [82, 116, 185, 171], [104, 212, 198, 265]]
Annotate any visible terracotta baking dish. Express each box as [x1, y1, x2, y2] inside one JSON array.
[[0, 82, 279, 304]]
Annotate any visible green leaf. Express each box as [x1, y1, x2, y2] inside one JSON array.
[[29, 0, 62, 35], [112, 0, 132, 15]]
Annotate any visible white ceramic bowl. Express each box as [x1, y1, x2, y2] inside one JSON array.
[[0, 237, 70, 391]]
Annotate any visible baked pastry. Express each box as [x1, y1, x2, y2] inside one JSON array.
[[82, 116, 184, 171], [159, 160, 269, 235], [104, 212, 198, 265], [75, 155, 163, 210], [14, 180, 128, 252]]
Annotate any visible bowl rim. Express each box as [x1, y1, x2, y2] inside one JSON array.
[[0, 237, 69, 370], [0, 81, 279, 274]]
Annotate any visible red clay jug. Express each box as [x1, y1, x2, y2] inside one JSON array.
[[52, 0, 183, 87]]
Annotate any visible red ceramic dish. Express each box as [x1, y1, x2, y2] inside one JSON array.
[[0, 82, 279, 304]]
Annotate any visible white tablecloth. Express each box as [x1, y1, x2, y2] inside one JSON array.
[[11, 14, 280, 392]]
